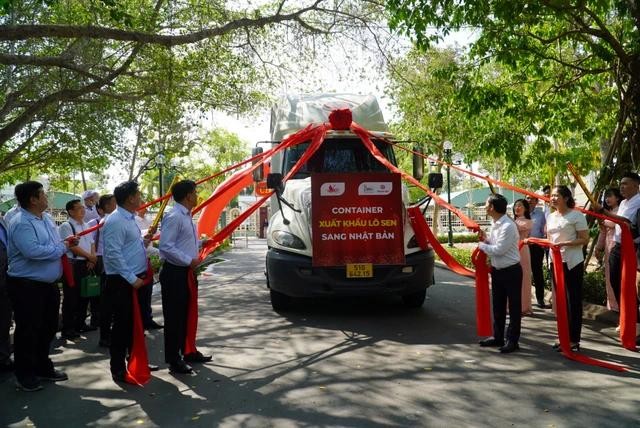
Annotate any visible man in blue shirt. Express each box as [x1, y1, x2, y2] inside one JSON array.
[[103, 181, 158, 382], [526, 193, 548, 308], [159, 180, 211, 374], [7, 181, 78, 391]]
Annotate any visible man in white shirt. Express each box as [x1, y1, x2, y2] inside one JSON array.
[[477, 193, 523, 354], [597, 172, 640, 335], [88, 194, 117, 347], [58, 199, 97, 340]]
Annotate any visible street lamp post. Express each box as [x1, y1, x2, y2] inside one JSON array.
[[156, 143, 166, 197], [443, 140, 454, 247]]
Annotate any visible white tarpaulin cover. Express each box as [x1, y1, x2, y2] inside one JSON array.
[[270, 94, 388, 141]]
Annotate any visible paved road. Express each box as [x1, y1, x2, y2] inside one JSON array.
[[1, 238, 639, 427]]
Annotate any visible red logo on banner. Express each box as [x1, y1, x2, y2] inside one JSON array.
[[311, 172, 405, 267]]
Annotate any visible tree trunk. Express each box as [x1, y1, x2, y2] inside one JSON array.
[[80, 168, 87, 191]]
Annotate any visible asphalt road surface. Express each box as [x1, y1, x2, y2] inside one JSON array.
[[1, 237, 639, 427]]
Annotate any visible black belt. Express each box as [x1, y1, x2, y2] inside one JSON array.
[[491, 262, 521, 272], [8, 276, 57, 286], [164, 261, 189, 270]]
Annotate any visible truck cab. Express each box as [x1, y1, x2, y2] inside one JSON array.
[[263, 94, 434, 311]]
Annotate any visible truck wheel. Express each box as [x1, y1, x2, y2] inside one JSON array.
[[402, 289, 426, 308], [270, 289, 292, 312]]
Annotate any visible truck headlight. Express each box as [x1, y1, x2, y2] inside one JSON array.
[[272, 230, 306, 250]]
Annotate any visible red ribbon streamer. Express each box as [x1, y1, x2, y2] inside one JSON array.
[[526, 238, 627, 371], [471, 248, 493, 337], [184, 268, 198, 355], [616, 224, 637, 350], [125, 286, 151, 385], [351, 124, 479, 232], [407, 206, 474, 277], [61, 254, 75, 287]]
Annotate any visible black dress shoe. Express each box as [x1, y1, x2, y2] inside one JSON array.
[[15, 376, 43, 392], [148, 364, 160, 372], [479, 337, 504, 347], [144, 320, 163, 330], [184, 351, 212, 363], [37, 369, 68, 382], [61, 330, 80, 340], [499, 342, 519, 354], [169, 360, 193, 374], [536, 302, 549, 309], [112, 371, 126, 383], [78, 324, 98, 333]]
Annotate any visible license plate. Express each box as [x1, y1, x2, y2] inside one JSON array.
[[346, 263, 373, 278]]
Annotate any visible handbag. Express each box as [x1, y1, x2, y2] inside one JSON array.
[[80, 272, 101, 298]]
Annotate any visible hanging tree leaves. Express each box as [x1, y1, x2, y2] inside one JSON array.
[[386, 0, 640, 188]]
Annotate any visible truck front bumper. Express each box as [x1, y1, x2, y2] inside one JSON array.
[[266, 248, 434, 298]]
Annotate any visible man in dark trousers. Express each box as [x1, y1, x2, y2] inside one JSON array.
[[159, 180, 212, 374], [478, 193, 523, 354], [88, 194, 116, 348], [7, 181, 78, 391], [525, 193, 548, 308], [102, 181, 158, 382]]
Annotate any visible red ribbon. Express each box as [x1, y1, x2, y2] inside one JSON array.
[[407, 206, 475, 277], [471, 248, 493, 337], [351, 124, 479, 232], [125, 286, 151, 385], [184, 268, 198, 355], [144, 258, 154, 286], [525, 238, 627, 371], [61, 254, 75, 287], [615, 224, 638, 350]]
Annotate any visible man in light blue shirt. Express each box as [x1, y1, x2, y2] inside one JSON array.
[[159, 180, 211, 374], [526, 193, 548, 308], [160, 180, 211, 374], [102, 181, 156, 382], [7, 181, 77, 391]]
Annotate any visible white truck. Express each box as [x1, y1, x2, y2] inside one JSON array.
[[260, 94, 434, 311]]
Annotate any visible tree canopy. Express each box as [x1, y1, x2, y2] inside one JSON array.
[[0, 0, 388, 185], [387, 0, 640, 190]]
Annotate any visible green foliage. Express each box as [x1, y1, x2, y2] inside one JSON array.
[[583, 269, 607, 306], [386, 0, 637, 183], [148, 253, 162, 274], [170, 127, 249, 201], [436, 234, 478, 244], [1, 0, 384, 184], [434, 246, 474, 269]]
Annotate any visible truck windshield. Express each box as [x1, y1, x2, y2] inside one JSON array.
[[283, 138, 396, 179]]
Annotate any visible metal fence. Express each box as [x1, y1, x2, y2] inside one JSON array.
[[423, 206, 492, 233]]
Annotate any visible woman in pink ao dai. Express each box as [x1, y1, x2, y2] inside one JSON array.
[[513, 199, 534, 316]]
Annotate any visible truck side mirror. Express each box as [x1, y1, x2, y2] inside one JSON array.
[[266, 173, 284, 194], [252, 147, 264, 182], [412, 146, 424, 181], [427, 172, 443, 189]]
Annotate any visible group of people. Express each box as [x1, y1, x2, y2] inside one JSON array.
[[0, 179, 211, 392], [479, 173, 640, 354]]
